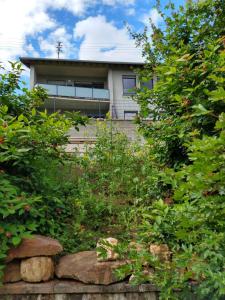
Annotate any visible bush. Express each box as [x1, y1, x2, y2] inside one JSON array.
[[116, 0, 225, 299], [0, 62, 86, 280]]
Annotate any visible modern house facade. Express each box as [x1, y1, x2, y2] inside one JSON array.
[[20, 58, 149, 120], [20, 58, 151, 151]]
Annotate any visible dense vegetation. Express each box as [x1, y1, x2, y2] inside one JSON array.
[[0, 62, 87, 278], [117, 0, 225, 299], [0, 64, 153, 279], [0, 0, 225, 299]]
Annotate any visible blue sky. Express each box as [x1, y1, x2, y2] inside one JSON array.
[[0, 0, 185, 68]]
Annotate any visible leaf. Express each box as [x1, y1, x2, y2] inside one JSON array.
[[192, 104, 212, 116], [31, 108, 36, 116], [209, 87, 225, 102], [17, 148, 32, 153], [176, 53, 193, 62], [11, 236, 22, 246]]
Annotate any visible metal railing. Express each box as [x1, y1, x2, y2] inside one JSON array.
[[37, 84, 110, 101]]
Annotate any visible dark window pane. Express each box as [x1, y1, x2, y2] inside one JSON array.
[[122, 76, 136, 94], [142, 79, 153, 89]]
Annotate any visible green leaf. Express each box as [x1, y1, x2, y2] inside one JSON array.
[[192, 104, 212, 116], [11, 236, 22, 246]]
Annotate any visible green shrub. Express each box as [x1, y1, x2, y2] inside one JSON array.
[[0, 63, 86, 280], [116, 0, 225, 299]]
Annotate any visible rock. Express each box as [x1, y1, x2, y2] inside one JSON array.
[[97, 237, 119, 261], [149, 244, 171, 262], [3, 261, 21, 283], [56, 251, 129, 285], [6, 235, 63, 262], [21, 257, 54, 283]]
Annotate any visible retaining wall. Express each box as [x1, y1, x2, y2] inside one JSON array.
[[0, 281, 159, 300]]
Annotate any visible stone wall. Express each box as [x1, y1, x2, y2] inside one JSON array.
[[0, 281, 159, 300], [1, 235, 164, 299]]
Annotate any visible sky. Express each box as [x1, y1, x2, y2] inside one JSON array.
[[0, 0, 185, 71]]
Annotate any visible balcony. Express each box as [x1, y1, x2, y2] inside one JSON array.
[[38, 84, 110, 101]]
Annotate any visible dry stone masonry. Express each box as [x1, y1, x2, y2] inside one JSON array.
[[1, 235, 171, 299], [55, 250, 129, 285], [6, 235, 63, 263], [21, 257, 54, 282]]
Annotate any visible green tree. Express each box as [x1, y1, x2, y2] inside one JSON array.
[[134, 0, 225, 167]]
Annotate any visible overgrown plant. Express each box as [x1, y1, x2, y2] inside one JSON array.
[[72, 122, 161, 245], [117, 0, 225, 299]]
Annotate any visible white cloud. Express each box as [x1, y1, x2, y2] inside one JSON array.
[[102, 0, 135, 5], [74, 15, 143, 62], [142, 8, 162, 28], [39, 27, 77, 59], [24, 44, 39, 57], [0, 0, 136, 67], [0, 0, 56, 64]]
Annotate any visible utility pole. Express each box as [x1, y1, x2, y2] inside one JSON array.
[[56, 41, 63, 59]]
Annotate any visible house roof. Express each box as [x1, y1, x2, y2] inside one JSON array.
[[20, 57, 145, 69]]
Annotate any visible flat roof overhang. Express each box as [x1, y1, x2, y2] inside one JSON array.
[[20, 57, 144, 70]]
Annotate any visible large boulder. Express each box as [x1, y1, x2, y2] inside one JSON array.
[[96, 237, 119, 262], [6, 235, 63, 262], [21, 257, 54, 283], [55, 251, 129, 285], [3, 261, 21, 283]]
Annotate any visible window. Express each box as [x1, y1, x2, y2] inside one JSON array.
[[142, 78, 154, 90], [74, 82, 104, 89], [122, 75, 136, 95], [124, 110, 138, 120]]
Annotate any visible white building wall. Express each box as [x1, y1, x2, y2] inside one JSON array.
[[30, 66, 37, 89], [111, 69, 140, 120]]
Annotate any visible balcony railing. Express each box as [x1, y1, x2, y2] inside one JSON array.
[[38, 84, 110, 101]]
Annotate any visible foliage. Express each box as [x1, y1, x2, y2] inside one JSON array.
[[122, 115, 225, 299], [0, 63, 159, 282], [69, 122, 161, 248], [116, 0, 225, 299], [1, 2, 225, 298], [0, 62, 86, 280], [133, 0, 225, 167], [81, 121, 161, 201]]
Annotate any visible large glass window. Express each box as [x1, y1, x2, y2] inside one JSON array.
[[122, 75, 136, 95]]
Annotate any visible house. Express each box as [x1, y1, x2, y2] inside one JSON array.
[[20, 58, 152, 151]]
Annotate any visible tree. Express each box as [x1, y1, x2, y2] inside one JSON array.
[[133, 0, 225, 167]]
